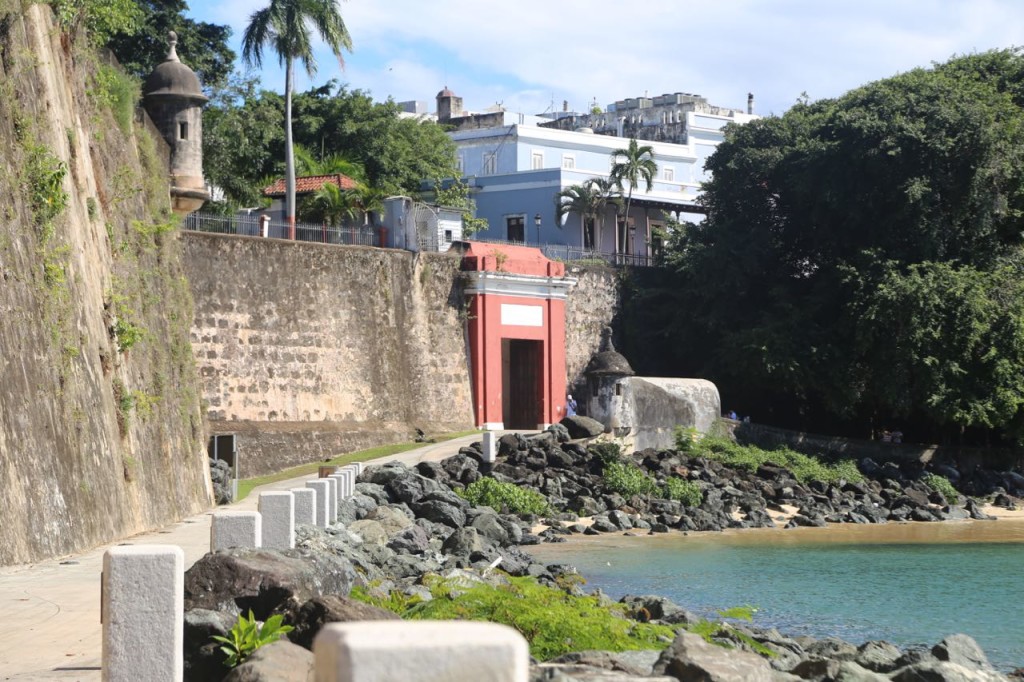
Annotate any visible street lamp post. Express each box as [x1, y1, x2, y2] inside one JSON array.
[[534, 213, 542, 245]]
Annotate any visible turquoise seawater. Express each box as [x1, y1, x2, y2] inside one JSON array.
[[527, 520, 1024, 671]]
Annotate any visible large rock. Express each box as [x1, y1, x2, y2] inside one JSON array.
[[561, 415, 605, 439], [385, 524, 432, 555], [855, 640, 904, 672], [184, 608, 235, 682], [183, 549, 355, 619], [347, 519, 387, 546], [619, 595, 683, 622], [932, 634, 992, 670], [890, 661, 1009, 682], [221, 640, 312, 682], [653, 631, 777, 681], [366, 505, 414, 535], [287, 595, 399, 649]]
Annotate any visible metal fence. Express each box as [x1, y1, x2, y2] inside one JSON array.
[[183, 212, 379, 247], [469, 238, 657, 267]]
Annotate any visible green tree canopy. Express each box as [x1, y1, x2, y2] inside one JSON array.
[[654, 49, 1024, 443], [107, 0, 234, 90]]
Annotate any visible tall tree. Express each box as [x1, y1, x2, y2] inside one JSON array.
[[107, 0, 234, 90], [609, 139, 657, 255], [659, 49, 1024, 443], [554, 178, 620, 250], [242, 0, 352, 239]]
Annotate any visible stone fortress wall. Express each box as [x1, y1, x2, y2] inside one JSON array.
[[182, 234, 623, 477]]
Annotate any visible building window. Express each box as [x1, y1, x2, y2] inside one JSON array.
[[663, 167, 674, 182], [444, 229, 453, 243], [615, 383, 623, 396], [179, 121, 188, 140], [506, 215, 525, 242], [483, 153, 497, 175], [456, 155, 463, 174], [561, 155, 575, 170], [531, 151, 544, 170]]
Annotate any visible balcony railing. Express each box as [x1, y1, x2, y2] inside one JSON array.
[[183, 213, 379, 247], [468, 237, 658, 267]]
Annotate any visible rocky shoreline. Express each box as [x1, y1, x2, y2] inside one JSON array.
[[186, 427, 1024, 681]]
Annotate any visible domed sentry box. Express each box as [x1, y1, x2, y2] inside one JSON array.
[[142, 31, 210, 214]]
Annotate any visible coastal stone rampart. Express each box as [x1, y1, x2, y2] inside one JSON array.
[[0, 8, 210, 566], [182, 235, 624, 476]]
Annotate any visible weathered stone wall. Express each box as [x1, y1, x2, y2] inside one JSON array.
[[182, 234, 476, 476], [564, 265, 620, 388], [0, 7, 210, 566]]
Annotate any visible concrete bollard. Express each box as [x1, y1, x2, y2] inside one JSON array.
[[258, 491, 295, 549], [343, 464, 361, 488], [325, 476, 338, 523], [333, 471, 353, 499], [313, 621, 529, 682], [102, 545, 184, 682], [291, 487, 316, 527], [482, 432, 497, 463], [305, 479, 330, 528], [210, 511, 262, 551]]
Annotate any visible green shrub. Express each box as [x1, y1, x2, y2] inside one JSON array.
[[662, 477, 702, 507], [603, 459, 658, 498], [589, 441, 622, 465], [675, 426, 699, 452], [923, 472, 959, 501], [356, 575, 677, 660], [212, 610, 293, 668], [458, 477, 548, 515], [688, 437, 863, 485]]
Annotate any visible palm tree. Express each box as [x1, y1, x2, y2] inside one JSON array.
[[609, 138, 658, 255], [293, 144, 367, 183], [554, 178, 620, 251], [303, 181, 359, 227], [242, 0, 352, 240], [345, 184, 387, 226]]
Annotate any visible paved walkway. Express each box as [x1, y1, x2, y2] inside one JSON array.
[[0, 433, 490, 681]]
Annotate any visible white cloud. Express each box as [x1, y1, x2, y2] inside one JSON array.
[[189, 0, 1024, 116]]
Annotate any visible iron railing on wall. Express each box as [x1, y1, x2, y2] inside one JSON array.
[[469, 237, 657, 267], [183, 213, 379, 247]]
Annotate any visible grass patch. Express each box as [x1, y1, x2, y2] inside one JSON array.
[[679, 435, 864, 485], [458, 477, 548, 515], [353, 574, 677, 660], [233, 430, 480, 501]]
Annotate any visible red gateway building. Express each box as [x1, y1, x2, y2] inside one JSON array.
[[458, 243, 577, 430]]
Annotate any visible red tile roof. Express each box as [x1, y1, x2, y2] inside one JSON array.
[[262, 173, 359, 197]]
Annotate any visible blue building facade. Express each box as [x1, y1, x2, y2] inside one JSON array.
[[448, 108, 756, 260]]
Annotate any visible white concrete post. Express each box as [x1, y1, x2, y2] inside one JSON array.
[[210, 511, 262, 551], [325, 476, 338, 523], [313, 621, 529, 682], [291, 487, 316, 527], [482, 432, 497, 463], [102, 545, 184, 682], [343, 464, 360, 491], [333, 471, 353, 499], [329, 474, 345, 506], [305, 480, 330, 528], [258, 491, 295, 549]]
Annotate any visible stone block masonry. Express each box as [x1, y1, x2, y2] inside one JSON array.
[[258, 492, 295, 549], [182, 235, 478, 477], [210, 511, 261, 551], [306, 480, 331, 528], [102, 545, 184, 681], [313, 621, 529, 682]]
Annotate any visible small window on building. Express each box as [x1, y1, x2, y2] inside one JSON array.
[[590, 378, 599, 397], [615, 383, 623, 396], [531, 151, 544, 170], [456, 155, 464, 174], [562, 155, 575, 170], [444, 229, 453, 243], [664, 167, 674, 182], [506, 215, 525, 242], [483, 153, 497, 175], [179, 121, 188, 140]]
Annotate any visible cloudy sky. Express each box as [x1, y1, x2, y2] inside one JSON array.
[[187, 0, 1024, 117]]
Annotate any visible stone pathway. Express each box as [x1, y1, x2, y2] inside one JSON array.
[[0, 432, 489, 681]]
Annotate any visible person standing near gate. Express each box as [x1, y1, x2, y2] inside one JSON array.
[[566, 394, 577, 417]]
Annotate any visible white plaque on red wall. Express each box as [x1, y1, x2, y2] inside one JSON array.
[[500, 303, 543, 327]]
